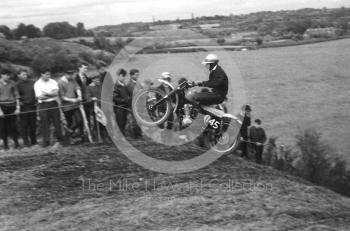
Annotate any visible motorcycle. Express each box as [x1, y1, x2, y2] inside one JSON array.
[[132, 79, 242, 154]]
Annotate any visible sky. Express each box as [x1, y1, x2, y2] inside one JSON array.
[[1, 0, 350, 29]]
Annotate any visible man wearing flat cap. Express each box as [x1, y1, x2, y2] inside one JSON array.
[[126, 69, 142, 138]]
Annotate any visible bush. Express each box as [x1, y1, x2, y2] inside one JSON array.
[[295, 129, 332, 184], [265, 129, 350, 197], [263, 137, 278, 166], [295, 129, 350, 196], [31, 49, 80, 74], [79, 51, 94, 64], [217, 38, 226, 45]]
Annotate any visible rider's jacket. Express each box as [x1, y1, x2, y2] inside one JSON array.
[[201, 65, 228, 99]]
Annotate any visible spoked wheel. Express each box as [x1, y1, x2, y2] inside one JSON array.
[[204, 119, 241, 154], [132, 88, 172, 127]]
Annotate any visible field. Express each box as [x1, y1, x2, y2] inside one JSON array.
[[117, 38, 350, 164], [233, 39, 350, 163]]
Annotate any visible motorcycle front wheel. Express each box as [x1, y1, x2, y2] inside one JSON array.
[[132, 88, 173, 127]]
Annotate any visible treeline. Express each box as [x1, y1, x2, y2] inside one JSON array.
[[0, 22, 93, 40], [77, 36, 133, 54]]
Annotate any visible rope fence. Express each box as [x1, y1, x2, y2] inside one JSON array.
[[0, 99, 131, 117]]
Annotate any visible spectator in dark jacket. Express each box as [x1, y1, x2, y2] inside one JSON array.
[[249, 119, 267, 164], [75, 63, 92, 130], [0, 69, 20, 150], [126, 69, 142, 138], [239, 105, 252, 159], [113, 69, 130, 135], [16, 70, 37, 147]]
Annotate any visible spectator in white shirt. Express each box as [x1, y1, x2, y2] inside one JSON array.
[[34, 69, 63, 147]]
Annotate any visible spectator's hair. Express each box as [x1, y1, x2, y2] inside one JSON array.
[[117, 68, 127, 77], [255, 119, 262, 125], [39, 68, 51, 74], [17, 69, 27, 75], [242, 104, 252, 112], [129, 69, 139, 76], [97, 60, 107, 68], [178, 77, 187, 85], [0, 69, 11, 75], [77, 62, 88, 69]]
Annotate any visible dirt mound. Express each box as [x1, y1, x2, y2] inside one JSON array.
[[0, 142, 349, 230]]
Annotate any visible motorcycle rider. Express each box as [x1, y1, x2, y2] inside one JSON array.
[[187, 54, 228, 105], [183, 54, 229, 126]]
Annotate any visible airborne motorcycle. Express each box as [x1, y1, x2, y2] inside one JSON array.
[[132, 79, 242, 153]]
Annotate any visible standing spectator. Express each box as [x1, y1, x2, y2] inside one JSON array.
[[97, 60, 107, 83], [0, 69, 20, 150], [126, 69, 142, 138], [58, 69, 83, 144], [238, 105, 252, 159], [34, 68, 63, 147], [126, 69, 139, 96], [157, 72, 175, 130], [113, 69, 130, 135], [86, 75, 108, 141], [16, 70, 37, 147], [75, 63, 92, 130], [249, 119, 267, 164]]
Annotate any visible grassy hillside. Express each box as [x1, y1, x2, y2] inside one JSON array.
[[0, 143, 349, 230], [234, 39, 350, 162]]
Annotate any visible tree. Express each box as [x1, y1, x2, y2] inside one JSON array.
[[26, 24, 41, 38], [13, 23, 27, 39], [12, 23, 41, 39], [0, 25, 13, 39], [43, 22, 76, 39], [76, 22, 86, 36], [285, 19, 312, 34], [93, 35, 112, 51]]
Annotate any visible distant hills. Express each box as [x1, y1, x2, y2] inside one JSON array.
[[92, 7, 350, 40]]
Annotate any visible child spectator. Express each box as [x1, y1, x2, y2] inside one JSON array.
[[249, 119, 267, 164]]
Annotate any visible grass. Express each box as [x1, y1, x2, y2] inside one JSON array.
[[0, 143, 349, 230]]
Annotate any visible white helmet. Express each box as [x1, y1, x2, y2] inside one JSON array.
[[161, 72, 172, 80], [202, 54, 219, 64]]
